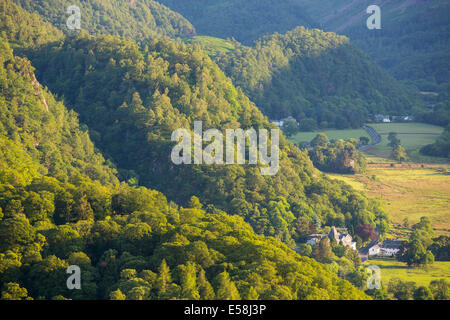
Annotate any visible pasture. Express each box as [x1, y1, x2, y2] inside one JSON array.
[[289, 128, 371, 144], [366, 258, 450, 287], [365, 122, 446, 163], [327, 162, 450, 236]]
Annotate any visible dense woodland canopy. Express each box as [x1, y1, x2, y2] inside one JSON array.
[[307, 135, 367, 174], [298, 0, 450, 121], [0, 0, 447, 301], [0, 33, 368, 300], [23, 32, 389, 246], [14, 0, 196, 40], [0, 0, 64, 48], [215, 27, 418, 128]]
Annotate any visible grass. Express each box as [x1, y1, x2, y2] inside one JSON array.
[[327, 161, 450, 236], [366, 258, 450, 287], [183, 36, 236, 57], [290, 124, 449, 235], [289, 128, 371, 145], [365, 122, 446, 163], [288, 123, 447, 163]]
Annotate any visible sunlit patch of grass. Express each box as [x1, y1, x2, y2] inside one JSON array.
[[366, 258, 450, 287], [326, 163, 450, 236], [289, 128, 371, 145], [365, 122, 447, 163]]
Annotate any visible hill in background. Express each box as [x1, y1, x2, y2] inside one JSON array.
[[14, 0, 196, 39]]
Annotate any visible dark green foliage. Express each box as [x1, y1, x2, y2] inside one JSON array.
[[420, 126, 450, 159], [14, 0, 195, 40], [429, 279, 449, 300], [387, 277, 416, 300], [157, 0, 316, 44], [215, 27, 417, 128], [387, 277, 448, 300], [308, 135, 367, 174], [399, 217, 435, 267], [23, 32, 388, 245], [429, 236, 450, 262]]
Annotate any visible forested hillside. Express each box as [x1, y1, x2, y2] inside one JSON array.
[[0, 36, 370, 300], [156, 0, 316, 44], [0, 0, 63, 48], [14, 0, 196, 39], [299, 0, 450, 108], [215, 27, 418, 128], [21, 31, 391, 247]]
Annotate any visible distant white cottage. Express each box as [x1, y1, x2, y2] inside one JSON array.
[[367, 240, 403, 256], [271, 116, 297, 127], [374, 114, 391, 123]]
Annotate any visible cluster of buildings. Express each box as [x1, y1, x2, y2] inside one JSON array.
[[305, 226, 357, 250], [364, 240, 403, 257], [372, 114, 414, 123], [300, 226, 404, 260]]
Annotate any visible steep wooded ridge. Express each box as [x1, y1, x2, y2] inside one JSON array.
[[156, 0, 316, 44], [0, 0, 64, 48], [14, 0, 196, 39], [0, 1, 370, 300], [299, 0, 450, 111], [298, 0, 450, 156], [25, 33, 389, 247], [215, 27, 418, 128]]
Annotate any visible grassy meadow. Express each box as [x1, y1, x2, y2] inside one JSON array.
[[183, 36, 236, 57], [365, 122, 446, 163], [289, 128, 371, 144], [328, 162, 450, 236], [290, 123, 449, 235], [366, 258, 450, 287]]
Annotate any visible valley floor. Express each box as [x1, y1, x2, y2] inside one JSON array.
[[328, 161, 450, 236], [366, 258, 450, 287]]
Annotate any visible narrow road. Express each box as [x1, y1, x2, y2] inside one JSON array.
[[358, 125, 381, 151]]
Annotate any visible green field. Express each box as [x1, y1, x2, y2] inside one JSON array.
[[366, 258, 450, 287], [289, 128, 371, 144], [288, 123, 447, 163], [327, 162, 450, 235], [183, 36, 236, 57], [365, 123, 446, 163]]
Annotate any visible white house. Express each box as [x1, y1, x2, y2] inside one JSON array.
[[367, 240, 403, 256], [271, 116, 297, 128], [374, 114, 391, 123], [368, 244, 380, 256]]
